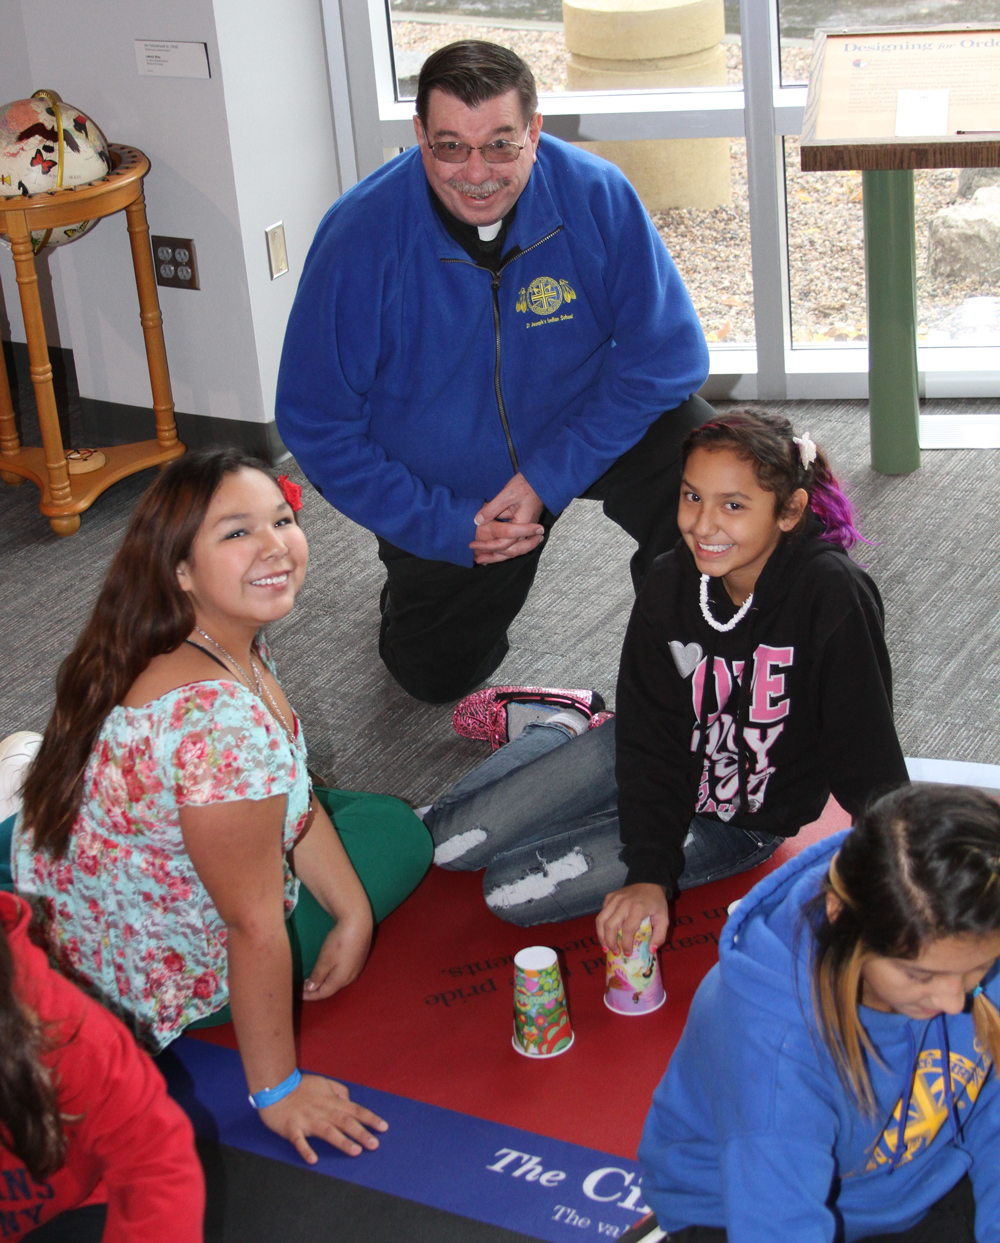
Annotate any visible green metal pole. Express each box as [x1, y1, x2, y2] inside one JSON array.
[[862, 169, 921, 474]]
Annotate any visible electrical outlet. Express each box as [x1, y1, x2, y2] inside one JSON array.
[[151, 235, 200, 290]]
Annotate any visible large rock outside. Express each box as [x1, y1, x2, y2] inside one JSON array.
[[927, 186, 1000, 282], [957, 168, 1000, 199]]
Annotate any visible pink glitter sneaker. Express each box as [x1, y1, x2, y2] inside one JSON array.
[[453, 686, 606, 752]]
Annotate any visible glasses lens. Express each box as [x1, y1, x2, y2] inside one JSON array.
[[483, 142, 520, 164], [434, 144, 470, 163]]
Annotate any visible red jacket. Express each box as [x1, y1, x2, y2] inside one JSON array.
[[0, 892, 204, 1240]]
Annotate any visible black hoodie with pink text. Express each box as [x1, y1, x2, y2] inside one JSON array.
[[615, 521, 909, 896]]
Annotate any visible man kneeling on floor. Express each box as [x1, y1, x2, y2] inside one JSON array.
[[275, 39, 711, 704]]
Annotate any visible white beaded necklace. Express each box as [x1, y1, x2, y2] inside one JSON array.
[[699, 574, 753, 633]]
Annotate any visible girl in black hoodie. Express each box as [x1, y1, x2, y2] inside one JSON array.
[[428, 410, 909, 946]]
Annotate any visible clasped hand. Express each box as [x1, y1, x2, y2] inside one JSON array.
[[470, 472, 545, 564]]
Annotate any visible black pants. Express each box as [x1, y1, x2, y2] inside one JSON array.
[[377, 394, 714, 703], [665, 1173, 977, 1243], [27, 1205, 107, 1241]]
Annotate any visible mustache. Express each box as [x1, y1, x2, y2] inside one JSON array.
[[445, 175, 510, 197]]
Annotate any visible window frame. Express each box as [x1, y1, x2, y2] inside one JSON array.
[[319, 0, 1000, 401]]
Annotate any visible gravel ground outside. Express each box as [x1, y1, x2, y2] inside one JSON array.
[[392, 21, 1000, 346]]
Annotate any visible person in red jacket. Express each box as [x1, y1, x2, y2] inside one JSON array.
[[0, 891, 204, 1241]]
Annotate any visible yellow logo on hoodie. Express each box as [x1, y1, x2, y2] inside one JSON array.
[[860, 1048, 990, 1173]]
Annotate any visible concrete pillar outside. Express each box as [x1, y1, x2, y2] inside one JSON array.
[[562, 0, 731, 211]]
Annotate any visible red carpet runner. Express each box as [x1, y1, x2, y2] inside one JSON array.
[[191, 798, 850, 1160]]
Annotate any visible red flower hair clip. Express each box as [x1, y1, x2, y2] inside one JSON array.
[[277, 474, 303, 512]]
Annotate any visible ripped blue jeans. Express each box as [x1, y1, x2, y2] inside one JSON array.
[[424, 718, 781, 927]]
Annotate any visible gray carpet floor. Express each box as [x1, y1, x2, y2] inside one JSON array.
[[1, 381, 997, 807]]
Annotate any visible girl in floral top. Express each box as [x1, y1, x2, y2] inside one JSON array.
[[5, 448, 432, 1165]]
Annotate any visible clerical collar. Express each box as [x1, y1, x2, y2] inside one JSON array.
[[429, 187, 519, 272]]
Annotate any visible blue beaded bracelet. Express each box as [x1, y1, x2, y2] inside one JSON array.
[[249, 1068, 302, 1110]]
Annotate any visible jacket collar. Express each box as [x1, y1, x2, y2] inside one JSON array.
[[505, 139, 564, 248]]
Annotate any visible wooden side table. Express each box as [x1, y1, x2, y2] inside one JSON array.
[[0, 144, 184, 534], [800, 25, 1000, 475]]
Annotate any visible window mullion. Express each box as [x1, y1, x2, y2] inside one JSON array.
[[322, 0, 385, 188], [345, 0, 802, 396], [741, 0, 789, 399]]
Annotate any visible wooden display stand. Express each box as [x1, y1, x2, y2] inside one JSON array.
[[800, 25, 1000, 475], [0, 144, 184, 535]]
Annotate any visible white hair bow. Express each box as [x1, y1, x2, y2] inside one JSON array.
[[793, 433, 817, 470]]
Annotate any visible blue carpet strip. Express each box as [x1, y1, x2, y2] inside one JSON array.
[[161, 1038, 651, 1243]]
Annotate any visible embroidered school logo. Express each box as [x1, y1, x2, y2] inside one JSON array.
[[862, 1048, 990, 1173], [517, 276, 577, 316]]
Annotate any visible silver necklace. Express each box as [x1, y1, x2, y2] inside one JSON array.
[[195, 627, 294, 738], [249, 654, 294, 738], [699, 574, 753, 633]]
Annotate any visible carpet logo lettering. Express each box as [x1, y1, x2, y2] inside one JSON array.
[[517, 277, 577, 317], [487, 1149, 650, 1236], [670, 642, 794, 820]]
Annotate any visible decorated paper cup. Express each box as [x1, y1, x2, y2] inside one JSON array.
[[603, 918, 666, 1015], [512, 946, 574, 1058]]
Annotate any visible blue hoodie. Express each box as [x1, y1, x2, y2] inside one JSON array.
[[275, 137, 708, 566], [638, 831, 1000, 1242]]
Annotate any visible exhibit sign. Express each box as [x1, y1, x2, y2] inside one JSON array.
[[801, 25, 1000, 171]]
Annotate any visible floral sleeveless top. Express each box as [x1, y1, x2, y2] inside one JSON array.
[[12, 661, 310, 1052]]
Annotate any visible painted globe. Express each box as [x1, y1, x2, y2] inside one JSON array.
[[0, 90, 110, 253]]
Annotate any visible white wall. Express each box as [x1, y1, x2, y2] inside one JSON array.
[[0, 0, 34, 342], [213, 0, 341, 425], [1, 0, 340, 428]]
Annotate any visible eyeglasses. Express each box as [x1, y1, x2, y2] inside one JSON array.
[[428, 125, 531, 165]]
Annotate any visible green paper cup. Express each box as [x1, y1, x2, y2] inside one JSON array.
[[512, 946, 574, 1058]]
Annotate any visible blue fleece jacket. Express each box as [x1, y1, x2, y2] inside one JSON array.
[[638, 831, 1000, 1242], [274, 138, 708, 566]]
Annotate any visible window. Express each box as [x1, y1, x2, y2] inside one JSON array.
[[388, 0, 744, 98], [321, 0, 1000, 399]]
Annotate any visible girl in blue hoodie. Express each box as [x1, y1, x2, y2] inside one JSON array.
[[638, 783, 1000, 1243]]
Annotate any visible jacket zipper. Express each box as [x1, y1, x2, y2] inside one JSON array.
[[489, 275, 518, 469], [443, 225, 563, 474]]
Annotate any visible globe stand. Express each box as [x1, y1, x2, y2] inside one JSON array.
[[0, 145, 184, 535]]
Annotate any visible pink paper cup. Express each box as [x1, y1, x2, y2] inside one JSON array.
[[603, 918, 666, 1015], [512, 946, 574, 1057]]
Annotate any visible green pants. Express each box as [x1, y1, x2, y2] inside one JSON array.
[[188, 786, 431, 1029]]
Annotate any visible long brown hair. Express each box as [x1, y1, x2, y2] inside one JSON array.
[[21, 447, 278, 858], [808, 784, 1000, 1114], [0, 917, 65, 1180]]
